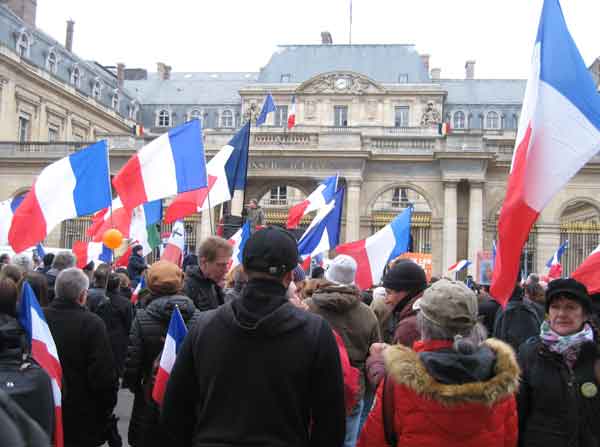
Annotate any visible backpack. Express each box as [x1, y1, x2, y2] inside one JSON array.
[[493, 301, 542, 352], [332, 331, 361, 415], [0, 350, 54, 439]]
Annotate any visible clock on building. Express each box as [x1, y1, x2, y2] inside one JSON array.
[[335, 77, 348, 90]]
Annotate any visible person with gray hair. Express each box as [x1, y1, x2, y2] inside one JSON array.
[[359, 279, 520, 447], [43, 267, 118, 447], [11, 253, 33, 272], [45, 251, 76, 302]]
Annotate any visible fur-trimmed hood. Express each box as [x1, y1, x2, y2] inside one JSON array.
[[384, 338, 520, 406]]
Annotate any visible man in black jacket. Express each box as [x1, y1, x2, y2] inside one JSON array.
[[43, 268, 118, 447], [183, 236, 232, 311], [127, 245, 147, 287], [162, 226, 346, 447], [86, 263, 110, 312]]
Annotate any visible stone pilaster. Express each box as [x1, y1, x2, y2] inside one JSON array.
[[468, 182, 484, 276], [443, 181, 458, 272], [345, 180, 362, 243]]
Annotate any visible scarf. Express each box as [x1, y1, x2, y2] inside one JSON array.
[[540, 321, 595, 369]]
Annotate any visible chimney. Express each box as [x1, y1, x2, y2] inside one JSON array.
[[465, 60, 476, 79], [2, 0, 37, 26], [65, 19, 74, 52], [420, 54, 430, 74], [116, 63, 125, 88], [321, 31, 333, 45], [430, 68, 441, 81], [157, 62, 172, 80]]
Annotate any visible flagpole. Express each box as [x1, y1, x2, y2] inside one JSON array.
[[104, 139, 116, 265], [241, 119, 252, 219]]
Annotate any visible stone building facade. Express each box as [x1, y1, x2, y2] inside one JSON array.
[[1, 1, 599, 281]]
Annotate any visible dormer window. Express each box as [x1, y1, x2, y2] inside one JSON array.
[[398, 73, 409, 83], [46, 50, 58, 74], [128, 102, 139, 120], [280, 73, 291, 83], [92, 79, 102, 100], [221, 110, 233, 128], [71, 65, 81, 87], [158, 109, 171, 127], [111, 90, 120, 110], [16, 32, 30, 58]]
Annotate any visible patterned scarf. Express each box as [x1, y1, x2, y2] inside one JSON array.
[[540, 321, 595, 369]]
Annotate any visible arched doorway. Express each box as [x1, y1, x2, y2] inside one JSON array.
[[559, 200, 600, 275], [369, 186, 432, 253]]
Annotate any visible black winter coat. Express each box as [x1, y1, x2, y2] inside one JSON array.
[[183, 266, 225, 311], [161, 279, 346, 447], [43, 298, 118, 447], [122, 294, 202, 447], [517, 329, 600, 447], [127, 254, 147, 286], [0, 389, 50, 447], [86, 287, 106, 312]]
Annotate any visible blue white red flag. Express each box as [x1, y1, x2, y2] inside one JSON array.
[[162, 221, 185, 267], [131, 276, 146, 305], [336, 206, 412, 290], [9, 141, 112, 253], [546, 239, 569, 279], [72, 240, 112, 268], [256, 93, 276, 126], [113, 120, 207, 210], [287, 95, 296, 129], [152, 306, 187, 405], [18, 282, 64, 447], [228, 220, 251, 270], [287, 175, 339, 229], [448, 260, 472, 274], [0, 195, 25, 246], [491, 0, 600, 305]]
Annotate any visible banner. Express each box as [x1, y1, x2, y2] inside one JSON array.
[[477, 250, 494, 285], [394, 252, 432, 282]]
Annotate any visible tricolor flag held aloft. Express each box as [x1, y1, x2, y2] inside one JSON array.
[[113, 120, 207, 210], [546, 239, 569, 279], [131, 276, 146, 305], [165, 123, 250, 223], [256, 93, 276, 127], [448, 259, 472, 274], [287, 175, 339, 229], [571, 244, 600, 294], [0, 194, 25, 245], [152, 306, 187, 405], [287, 95, 296, 130], [18, 282, 64, 447], [162, 221, 185, 267], [72, 241, 112, 268], [336, 205, 412, 290], [87, 197, 131, 242], [9, 141, 112, 253], [491, 0, 600, 306], [228, 220, 251, 271]]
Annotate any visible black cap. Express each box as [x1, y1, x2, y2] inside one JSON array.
[[382, 259, 427, 294], [243, 226, 298, 276], [545, 278, 591, 313]]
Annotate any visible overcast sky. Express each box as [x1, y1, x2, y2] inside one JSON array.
[[36, 0, 599, 79]]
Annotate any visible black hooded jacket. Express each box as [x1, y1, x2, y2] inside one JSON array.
[[183, 266, 225, 311], [122, 294, 202, 447], [161, 278, 346, 447]]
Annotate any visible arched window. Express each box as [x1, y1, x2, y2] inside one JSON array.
[[453, 111, 465, 129], [221, 110, 233, 128], [16, 33, 29, 57], [128, 102, 138, 120], [92, 79, 102, 100], [512, 113, 519, 129], [189, 109, 202, 122], [46, 50, 58, 74], [158, 109, 171, 127], [486, 111, 500, 129], [71, 65, 81, 87], [111, 91, 120, 110]]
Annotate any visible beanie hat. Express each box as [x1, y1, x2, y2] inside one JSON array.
[[147, 261, 183, 295], [293, 265, 306, 282], [243, 226, 298, 276], [325, 255, 357, 286], [382, 259, 427, 294], [545, 278, 591, 314]]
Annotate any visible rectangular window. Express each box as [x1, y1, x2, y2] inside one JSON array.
[[394, 106, 409, 127], [334, 105, 348, 127], [73, 133, 83, 142], [274, 105, 288, 127], [280, 73, 291, 83], [398, 73, 409, 83], [270, 186, 287, 205], [18, 114, 30, 142], [48, 126, 59, 142]]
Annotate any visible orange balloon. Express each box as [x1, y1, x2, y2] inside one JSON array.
[[102, 228, 123, 250]]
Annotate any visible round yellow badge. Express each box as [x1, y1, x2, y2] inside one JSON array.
[[581, 382, 598, 398]]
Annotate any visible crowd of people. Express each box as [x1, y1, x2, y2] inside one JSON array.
[[0, 226, 599, 447]]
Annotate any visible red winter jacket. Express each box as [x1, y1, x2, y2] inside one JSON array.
[[358, 338, 520, 447]]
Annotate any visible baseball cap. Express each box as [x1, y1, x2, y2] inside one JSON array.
[[243, 226, 299, 276], [413, 278, 478, 334]]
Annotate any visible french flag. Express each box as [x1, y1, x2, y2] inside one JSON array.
[[546, 239, 569, 279], [571, 244, 600, 294], [287, 95, 296, 130], [165, 123, 250, 223], [113, 120, 208, 211], [162, 221, 185, 267], [18, 282, 64, 447], [298, 188, 345, 266], [287, 175, 338, 229], [0, 194, 25, 245], [131, 276, 145, 305], [72, 241, 113, 268], [448, 259, 472, 274], [152, 306, 187, 405], [491, 0, 600, 306], [228, 220, 251, 270], [9, 141, 112, 253], [336, 205, 412, 290], [86, 197, 132, 242]]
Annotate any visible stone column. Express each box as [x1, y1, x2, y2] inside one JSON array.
[[230, 190, 245, 216], [345, 180, 362, 243], [0, 79, 18, 140], [468, 182, 484, 276], [443, 181, 458, 272], [65, 113, 73, 140], [36, 101, 47, 140]]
